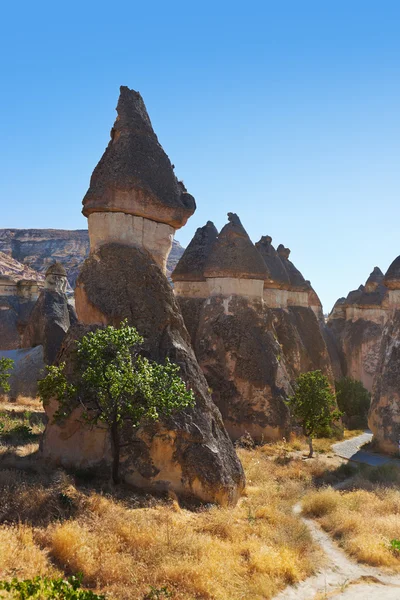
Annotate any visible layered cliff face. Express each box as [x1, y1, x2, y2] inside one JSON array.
[[173, 216, 334, 442], [369, 257, 400, 454], [42, 86, 245, 505], [327, 267, 392, 391], [0, 229, 183, 286]]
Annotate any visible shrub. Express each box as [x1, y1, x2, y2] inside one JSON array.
[[0, 574, 105, 599], [38, 321, 195, 483], [335, 377, 370, 429], [286, 371, 341, 457]]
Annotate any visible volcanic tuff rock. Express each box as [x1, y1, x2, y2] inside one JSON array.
[[22, 263, 77, 364], [82, 86, 195, 228], [0, 347, 45, 400], [46, 244, 245, 504], [327, 267, 391, 392], [0, 253, 40, 350], [173, 215, 335, 442], [43, 87, 244, 506], [369, 256, 400, 453]]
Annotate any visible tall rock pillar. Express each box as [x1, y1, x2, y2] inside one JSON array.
[[43, 87, 245, 506]]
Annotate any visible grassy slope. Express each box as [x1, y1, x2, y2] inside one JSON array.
[[1, 399, 397, 598]]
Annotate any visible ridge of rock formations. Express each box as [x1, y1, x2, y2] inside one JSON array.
[[22, 263, 77, 364], [369, 256, 400, 453], [173, 216, 335, 442], [327, 266, 395, 392], [0, 229, 184, 286], [42, 86, 245, 506]]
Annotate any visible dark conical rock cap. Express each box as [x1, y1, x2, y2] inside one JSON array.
[[255, 236, 290, 288], [367, 267, 384, 285], [172, 221, 218, 282], [277, 243, 308, 289], [46, 262, 67, 277], [384, 256, 400, 290], [82, 86, 196, 229], [365, 266, 385, 294], [204, 213, 269, 280]]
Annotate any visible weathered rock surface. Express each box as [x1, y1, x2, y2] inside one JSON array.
[[173, 216, 335, 442], [43, 244, 245, 505], [0, 346, 45, 400], [22, 263, 77, 364], [369, 256, 400, 454], [82, 86, 195, 229], [369, 308, 400, 454], [327, 267, 391, 391], [0, 256, 40, 350], [0, 228, 185, 285]]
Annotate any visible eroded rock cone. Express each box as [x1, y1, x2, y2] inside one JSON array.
[[204, 213, 269, 280], [327, 267, 391, 392], [43, 244, 245, 505], [22, 262, 77, 364], [369, 255, 400, 453], [173, 216, 292, 442], [82, 86, 195, 229]]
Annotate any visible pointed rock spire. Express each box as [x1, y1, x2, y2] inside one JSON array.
[[365, 267, 385, 293], [385, 256, 400, 290], [172, 221, 218, 282], [255, 236, 290, 288], [82, 86, 196, 229], [204, 213, 269, 279]]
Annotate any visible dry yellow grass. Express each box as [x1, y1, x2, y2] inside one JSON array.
[[0, 445, 340, 600], [302, 465, 400, 570]]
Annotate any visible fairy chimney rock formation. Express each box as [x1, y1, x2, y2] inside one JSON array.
[[173, 216, 292, 442], [172, 221, 218, 298], [327, 266, 395, 392], [202, 213, 268, 299], [22, 263, 77, 364], [82, 86, 195, 272], [46, 88, 245, 506], [369, 255, 400, 453], [256, 236, 321, 315]]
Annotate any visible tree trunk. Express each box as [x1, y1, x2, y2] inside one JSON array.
[[307, 436, 314, 458], [110, 419, 120, 484]]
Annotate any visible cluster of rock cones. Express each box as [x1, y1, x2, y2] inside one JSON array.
[[1, 85, 399, 504]]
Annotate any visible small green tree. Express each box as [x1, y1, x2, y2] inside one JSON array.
[[0, 357, 13, 394], [335, 377, 370, 429], [286, 370, 341, 458], [38, 321, 195, 483]]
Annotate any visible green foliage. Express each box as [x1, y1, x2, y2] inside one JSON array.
[[0, 358, 13, 393], [38, 320, 195, 482], [0, 411, 37, 444], [286, 370, 341, 439], [0, 574, 105, 599], [335, 377, 370, 429], [390, 539, 400, 554]]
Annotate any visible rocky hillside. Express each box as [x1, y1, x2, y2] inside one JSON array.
[[0, 251, 44, 282], [0, 229, 184, 286]]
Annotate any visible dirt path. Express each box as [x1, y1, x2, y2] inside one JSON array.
[[275, 436, 400, 599]]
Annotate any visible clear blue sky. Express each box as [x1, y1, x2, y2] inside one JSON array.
[[1, 1, 399, 312]]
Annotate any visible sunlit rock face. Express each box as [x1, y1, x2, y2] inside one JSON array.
[[82, 85, 195, 273], [327, 267, 393, 392], [43, 87, 245, 506], [174, 216, 290, 443], [173, 217, 336, 443], [22, 263, 77, 365], [369, 256, 400, 454]]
